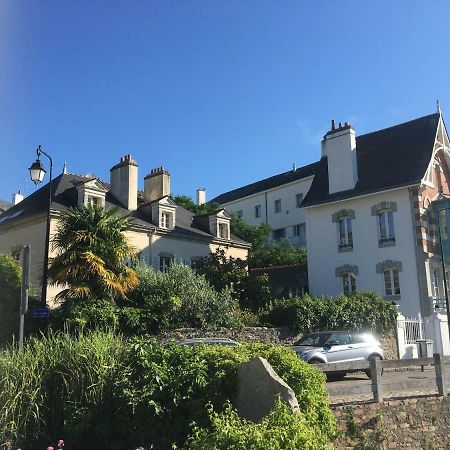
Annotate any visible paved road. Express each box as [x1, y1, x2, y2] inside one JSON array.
[[326, 366, 447, 405]]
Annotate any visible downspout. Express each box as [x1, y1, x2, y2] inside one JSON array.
[[264, 192, 268, 225]]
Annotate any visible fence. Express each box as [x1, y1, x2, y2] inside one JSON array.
[[397, 311, 450, 358], [319, 354, 450, 403]]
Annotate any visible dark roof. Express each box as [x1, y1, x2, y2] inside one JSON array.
[[0, 173, 249, 246], [302, 113, 440, 206], [210, 161, 319, 204]]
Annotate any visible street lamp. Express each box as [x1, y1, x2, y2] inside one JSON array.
[[28, 145, 53, 307], [435, 207, 450, 343]]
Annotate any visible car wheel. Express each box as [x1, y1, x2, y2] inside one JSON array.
[[365, 355, 383, 379], [327, 372, 347, 381]]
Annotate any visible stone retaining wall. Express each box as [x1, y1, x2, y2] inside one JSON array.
[[333, 397, 450, 449], [158, 328, 398, 360]]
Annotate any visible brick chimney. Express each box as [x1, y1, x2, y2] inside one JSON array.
[[144, 167, 171, 202], [321, 121, 358, 194], [196, 188, 206, 205], [110, 155, 138, 211]]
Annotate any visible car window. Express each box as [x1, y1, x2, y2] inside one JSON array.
[[351, 334, 367, 344], [295, 333, 328, 347], [325, 333, 350, 346]]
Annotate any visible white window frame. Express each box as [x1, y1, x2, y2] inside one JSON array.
[[378, 210, 395, 244], [274, 199, 281, 214], [255, 205, 261, 218], [87, 195, 101, 207], [384, 269, 401, 297], [218, 222, 229, 239], [161, 211, 171, 229], [342, 272, 356, 295], [338, 217, 353, 249]]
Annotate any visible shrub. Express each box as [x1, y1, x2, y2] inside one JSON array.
[[186, 400, 326, 450], [125, 263, 242, 332], [0, 333, 336, 450], [119, 340, 335, 449], [262, 292, 397, 335], [0, 253, 21, 346]]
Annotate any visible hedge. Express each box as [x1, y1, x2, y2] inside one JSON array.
[[262, 292, 398, 335]]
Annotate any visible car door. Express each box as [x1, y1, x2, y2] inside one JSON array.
[[349, 333, 372, 361], [323, 332, 352, 363]]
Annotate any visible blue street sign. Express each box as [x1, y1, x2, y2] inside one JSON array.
[[33, 307, 50, 318]]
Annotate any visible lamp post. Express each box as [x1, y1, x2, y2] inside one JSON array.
[[435, 207, 450, 342], [29, 145, 53, 307]]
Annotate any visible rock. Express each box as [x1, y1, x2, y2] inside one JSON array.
[[234, 356, 299, 422]]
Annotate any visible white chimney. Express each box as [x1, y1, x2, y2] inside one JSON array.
[[110, 155, 138, 211], [321, 121, 358, 194], [144, 167, 171, 203], [196, 188, 206, 205], [12, 191, 24, 205]]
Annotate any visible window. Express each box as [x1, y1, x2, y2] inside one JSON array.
[[161, 212, 171, 229], [272, 228, 286, 241], [296, 193, 303, 208], [255, 205, 261, 218], [338, 218, 353, 249], [378, 210, 395, 244], [293, 223, 306, 246], [432, 269, 440, 298], [236, 210, 243, 218], [159, 256, 172, 272], [87, 196, 101, 207], [384, 269, 400, 296], [439, 210, 448, 240], [219, 223, 229, 239], [325, 332, 351, 346], [274, 199, 281, 213], [342, 273, 356, 295]]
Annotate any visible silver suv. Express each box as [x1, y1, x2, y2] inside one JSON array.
[[292, 331, 383, 378]]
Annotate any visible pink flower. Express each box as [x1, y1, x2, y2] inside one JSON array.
[[47, 447, 54, 450], [57, 440, 64, 447]]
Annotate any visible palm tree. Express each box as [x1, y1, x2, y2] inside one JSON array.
[[48, 205, 138, 303]]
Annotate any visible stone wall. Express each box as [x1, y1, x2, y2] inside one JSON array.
[[158, 327, 399, 360], [333, 397, 450, 449]]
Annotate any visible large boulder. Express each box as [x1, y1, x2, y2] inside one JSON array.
[[234, 356, 300, 422]]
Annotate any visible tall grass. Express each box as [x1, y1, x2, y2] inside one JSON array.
[[0, 330, 126, 449]]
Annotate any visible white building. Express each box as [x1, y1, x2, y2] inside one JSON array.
[[0, 155, 250, 304], [212, 111, 450, 317]]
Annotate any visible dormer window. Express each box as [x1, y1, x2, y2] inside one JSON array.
[[148, 196, 177, 230], [160, 211, 173, 229], [77, 178, 108, 209], [219, 223, 229, 239]]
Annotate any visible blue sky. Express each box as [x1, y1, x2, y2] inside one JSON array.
[[1, 1, 450, 203]]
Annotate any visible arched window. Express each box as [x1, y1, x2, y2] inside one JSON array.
[[371, 202, 397, 247]]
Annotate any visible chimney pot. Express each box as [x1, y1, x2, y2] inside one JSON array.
[[331, 119, 336, 131]]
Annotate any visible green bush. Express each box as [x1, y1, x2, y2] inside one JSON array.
[[0, 333, 336, 450], [186, 400, 326, 450], [262, 292, 397, 334], [59, 263, 242, 334], [119, 339, 335, 449]]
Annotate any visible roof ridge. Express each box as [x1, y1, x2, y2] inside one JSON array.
[[357, 112, 439, 139]]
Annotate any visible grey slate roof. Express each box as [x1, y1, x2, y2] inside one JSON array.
[[0, 173, 249, 246], [210, 162, 319, 205], [211, 112, 440, 208], [302, 113, 440, 206]]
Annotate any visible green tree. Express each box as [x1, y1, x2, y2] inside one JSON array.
[[0, 253, 21, 345], [48, 205, 138, 303], [194, 248, 271, 311], [173, 195, 221, 216]]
